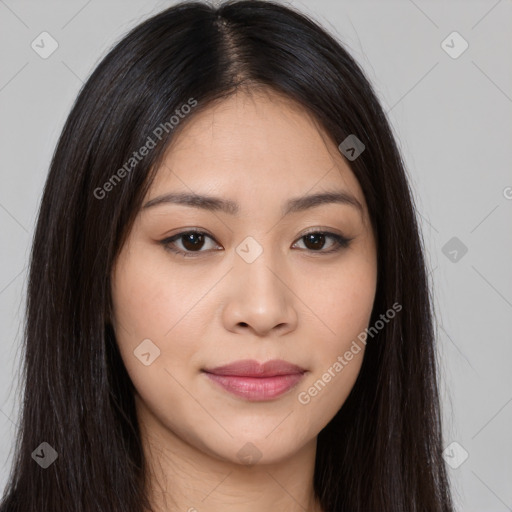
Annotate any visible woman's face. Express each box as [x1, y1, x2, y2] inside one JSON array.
[[111, 89, 377, 465]]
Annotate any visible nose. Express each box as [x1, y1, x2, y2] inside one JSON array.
[[221, 249, 298, 337]]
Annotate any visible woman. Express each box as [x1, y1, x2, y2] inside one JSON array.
[[0, 1, 453, 510]]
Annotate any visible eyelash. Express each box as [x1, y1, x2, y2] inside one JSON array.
[[160, 229, 353, 258]]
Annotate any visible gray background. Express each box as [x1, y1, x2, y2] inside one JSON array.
[[1, 0, 511, 510]]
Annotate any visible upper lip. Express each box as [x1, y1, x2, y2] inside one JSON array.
[[203, 359, 306, 377]]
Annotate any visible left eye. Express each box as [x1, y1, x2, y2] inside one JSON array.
[[160, 230, 352, 257], [292, 231, 351, 252]]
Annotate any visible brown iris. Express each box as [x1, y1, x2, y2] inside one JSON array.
[[181, 233, 205, 251], [303, 232, 326, 250]]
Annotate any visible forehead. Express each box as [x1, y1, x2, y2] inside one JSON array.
[[149, 89, 367, 214]]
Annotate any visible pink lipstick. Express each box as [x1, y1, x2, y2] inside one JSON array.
[[202, 359, 306, 401]]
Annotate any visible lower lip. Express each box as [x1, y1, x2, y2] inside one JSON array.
[[204, 372, 305, 401]]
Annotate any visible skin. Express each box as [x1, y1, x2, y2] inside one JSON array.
[[111, 88, 378, 512]]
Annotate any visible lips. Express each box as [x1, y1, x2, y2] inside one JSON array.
[[203, 359, 306, 377], [202, 359, 306, 401]]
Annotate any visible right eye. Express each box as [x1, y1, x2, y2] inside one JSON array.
[[160, 230, 222, 257]]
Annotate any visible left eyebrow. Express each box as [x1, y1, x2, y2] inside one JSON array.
[[283, 191, 363, 216], [142, 190, 363, 216]]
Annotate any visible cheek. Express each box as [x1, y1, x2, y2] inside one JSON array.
[[110, 252, 212, 443], [110, 246, 205, 393], [291, 251, 376, 421], [291, 275, 374, 436], [111, 239, 211, 342], [295, 248, 377, 349]]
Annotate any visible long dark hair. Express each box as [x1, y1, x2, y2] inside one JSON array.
[[0, 1, 453, 510]]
